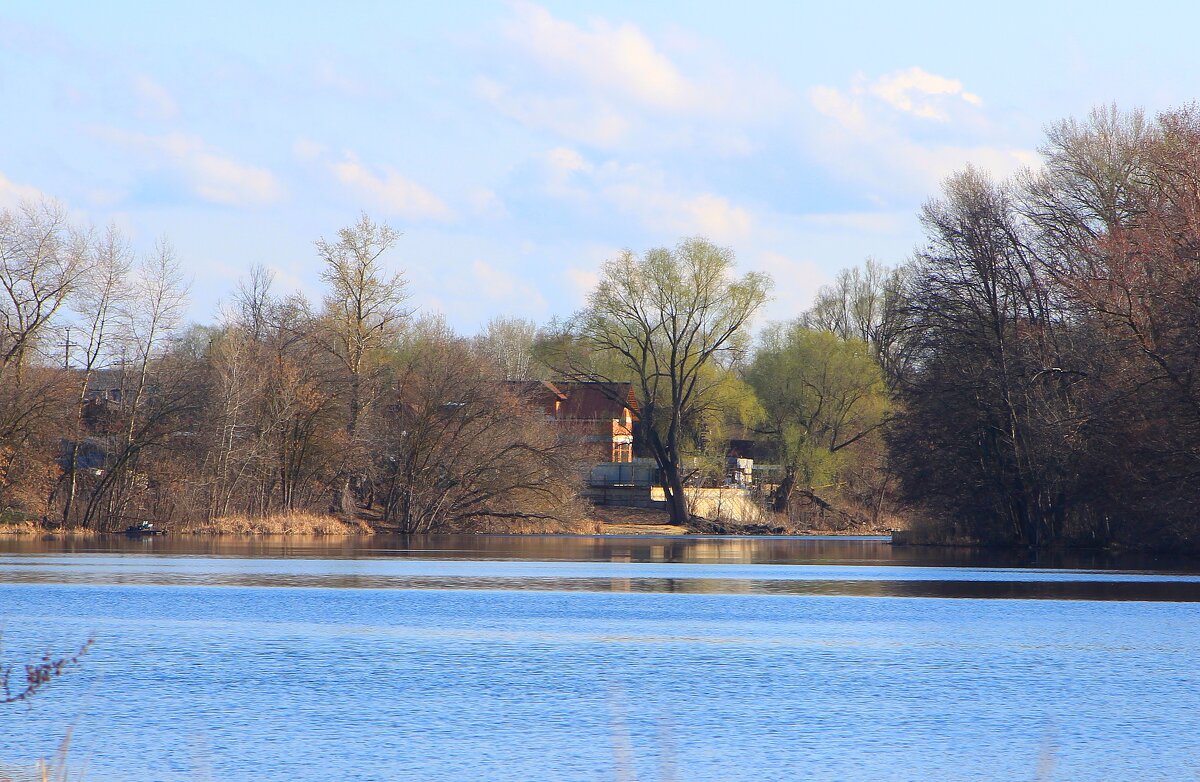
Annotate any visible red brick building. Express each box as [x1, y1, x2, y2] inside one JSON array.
[[507, 380, 638, 463]]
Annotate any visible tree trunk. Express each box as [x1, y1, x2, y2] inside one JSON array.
[[646, 430, 689, 526], [661, 460, 690, 526], [773, 467, 797, 514]]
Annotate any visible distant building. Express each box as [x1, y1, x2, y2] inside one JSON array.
[[725, 439, 755, 485], [507, 380, 638, 463]]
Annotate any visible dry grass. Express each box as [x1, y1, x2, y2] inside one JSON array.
[[0, 520, 99, 537], [0, 519, 43, 536], [186, 512, 374, 536]]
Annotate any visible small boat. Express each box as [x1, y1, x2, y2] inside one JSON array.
[[125, 521, 167, 536]]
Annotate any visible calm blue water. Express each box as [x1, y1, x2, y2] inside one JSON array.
[[1, 536, 1198, 781]]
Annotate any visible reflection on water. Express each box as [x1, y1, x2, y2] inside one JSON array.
[[3, 534, 1200, 600], [4, 531, 1200, 569]]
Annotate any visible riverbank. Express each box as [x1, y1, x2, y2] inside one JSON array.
[[0, 507, 898, 537]]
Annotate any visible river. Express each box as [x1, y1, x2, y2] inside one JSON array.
[[1, 535, 1197, 781]]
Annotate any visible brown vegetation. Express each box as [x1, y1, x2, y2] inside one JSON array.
[[0, 209, 592, 536], [183, 512, 373, 536], [889, 104, 1200, 549]]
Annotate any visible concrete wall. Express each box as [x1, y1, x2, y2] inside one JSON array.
[[651, 487, 764, 524], [587, 459, 658, 487]]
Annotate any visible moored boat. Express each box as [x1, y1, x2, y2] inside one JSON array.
[[125, 521, 167, 536]]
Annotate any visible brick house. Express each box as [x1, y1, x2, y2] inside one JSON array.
[[507, 380, 638, 463]]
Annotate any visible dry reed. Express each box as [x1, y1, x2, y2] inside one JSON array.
[[186, 512, 374, 535]]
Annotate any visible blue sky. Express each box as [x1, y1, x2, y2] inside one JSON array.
[[2, 1, 1196, 331]]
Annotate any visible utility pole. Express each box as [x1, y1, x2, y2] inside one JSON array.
[[60, 327, 77, 370]]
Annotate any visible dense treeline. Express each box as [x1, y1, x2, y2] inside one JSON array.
[[746, 104, 1200, 549], [0, 211, 585, 533], [887, 105, 1200, 549]]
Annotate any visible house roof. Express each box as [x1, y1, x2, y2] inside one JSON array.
[[554, 381, 638, 421], [502, 379, 639, 421]]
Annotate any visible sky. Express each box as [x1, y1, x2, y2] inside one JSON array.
[[2, 1, 1197, 333]]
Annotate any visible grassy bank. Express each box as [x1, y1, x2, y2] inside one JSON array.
[[0, 519, 100, 537], [0, 507, 895, 537], [183, 512, 374, 535], [0, 510, 601, 536]]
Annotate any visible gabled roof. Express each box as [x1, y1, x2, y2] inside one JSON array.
[[554, 381, 638, 421], [501, 379, 639, 421]]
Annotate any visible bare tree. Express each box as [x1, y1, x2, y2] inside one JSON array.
[[313, 213, 409, 512], [803, 258, 909, 385], [376, 336, 583, 532], [0, 201, 85, 519], [232, 263, 276, 342], [81, 241, 190, 528], [473, 316, 538, 380], [891, 166, 1083, 545], [0, 200, 86, 378], [60, 225, 132, 524]]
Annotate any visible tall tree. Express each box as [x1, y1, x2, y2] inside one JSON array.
[[61, 225, 132, 524], [0, 200, 85, 378], [891, 167, 1080, 545], [313, 213, 408, 512], [375, 335, 582, 533], [571, 237, 770, 525], [81, 241, 191, 528], [0, 200, 85, 518]]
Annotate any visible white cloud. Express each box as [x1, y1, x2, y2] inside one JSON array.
[[133, 75, 178, 121], [807, 68, 1036, 196], [468, 187, 508, 218], [502, 2, 698, 112], [605, 182, 752, 241], [546, 146, 592, 176], [418, 259, 549, 322], [565, 266, 600, 304], [870, 67, 982, 121], [96, 129, 284, 206], [481, 3, 786, 150], [799, 211, 907, 234], [266, 262, 317, 300], [542, 145, 595, 199], [470, 260, 514, 299], [330, 152, 452, 221], [0, 171, 46, 208], [809, 85, 868, 132], [543, 147, 754, 241], [476, 77, 631, 147], [86, 188, 125, 207], [314, 59, 365, 96], [754, 250, 829, 323]]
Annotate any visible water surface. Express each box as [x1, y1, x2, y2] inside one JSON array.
[[1, 535, 1197, 781]]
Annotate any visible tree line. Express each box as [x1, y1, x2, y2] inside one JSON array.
[[0, 199, 897, 535], [888, 105, 1200, 550], [0, 211, 585, 533], [6, 103, 1198, 548]]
